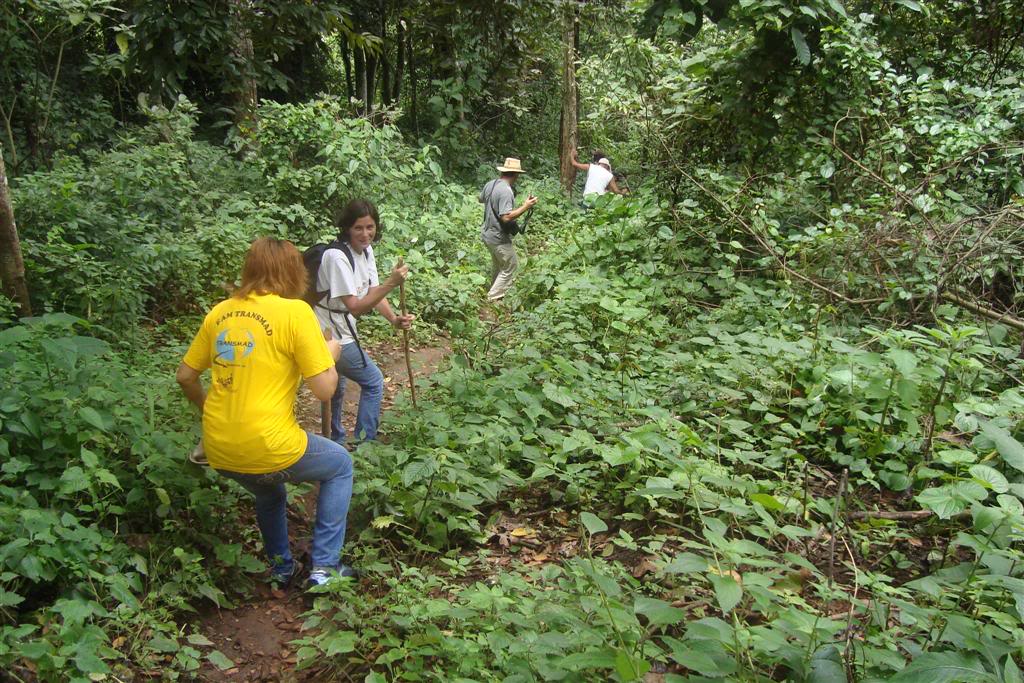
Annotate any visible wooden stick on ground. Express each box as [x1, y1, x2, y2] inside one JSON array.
[[398, 257, 417, 408], [321, 327, 333, 438], [827, 468, 849, 589]]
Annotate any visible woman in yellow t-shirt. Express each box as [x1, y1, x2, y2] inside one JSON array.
[[176, 237, 356, 587]]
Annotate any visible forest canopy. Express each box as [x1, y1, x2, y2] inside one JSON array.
[[1, 1, 1024, 681]]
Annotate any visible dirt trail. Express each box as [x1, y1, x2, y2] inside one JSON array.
[[194, 337, 448, 682]]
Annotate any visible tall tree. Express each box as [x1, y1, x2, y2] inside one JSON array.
[[229, 0, 259, 130], [559, 4, 579, 195], [0, 146, 31, 316]]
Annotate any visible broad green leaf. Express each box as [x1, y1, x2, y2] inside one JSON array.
[[809, 645, 846, 683], [889, 651, 994, 683], [888, 349, 918, 375], [663, 552, 708, 574], [57, 598, 102, 625], [634, 596, 685, 627], [206, 650, 234, 670], [981, 422, 1024, 473], [613, 649, 648, 681], [542, 382, 577, 408], [402, 456, 438, 487], [0, 588, 24, 607], [791, 27, 810, 66], [708, 573, 742, 614], [894, 0, 923, 11], [1004, 657, 1023, 683], [20, 411, 42, 439], [750, 493, 785, 510], [580, 512, 608, 535], [559, 649, 618, 670], [663, 636, 737, 676], [321, 630, 356, 656], [969, 464, 1009, 493], [916, 486, 966, 519], [74, 651, 109, 675], [79, 407, 109, 432], [149, 635, 179, 653], [186, 633, 213, 647]]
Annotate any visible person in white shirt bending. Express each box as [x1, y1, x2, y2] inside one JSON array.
[[313, 199, 413, 445], [571, 150, 628, 203]]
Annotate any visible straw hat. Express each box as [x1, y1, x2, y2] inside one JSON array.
[[496, 157, 525, 174]]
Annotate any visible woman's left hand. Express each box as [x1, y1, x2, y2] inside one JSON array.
[[392, 314, 415, 330]]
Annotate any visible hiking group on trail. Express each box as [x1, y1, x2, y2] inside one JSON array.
[[175, 152, 623, 591], [176, 199, 412, 590], [477, 152, 625, 300]]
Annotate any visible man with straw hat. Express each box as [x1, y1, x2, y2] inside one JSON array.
[[479, 157, 538, 301]]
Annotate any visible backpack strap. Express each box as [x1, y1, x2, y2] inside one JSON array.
[[314, 241, 369, 368], [484, 179, 505, 225]]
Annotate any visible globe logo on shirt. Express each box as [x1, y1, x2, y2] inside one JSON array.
[[215, 329, 256, 362]]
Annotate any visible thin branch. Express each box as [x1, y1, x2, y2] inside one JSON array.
[[941, 290, 1024, 332]]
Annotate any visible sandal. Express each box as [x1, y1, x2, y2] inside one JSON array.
[[188, 439, 209, 466]]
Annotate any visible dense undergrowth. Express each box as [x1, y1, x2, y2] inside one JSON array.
[[0, 99, 524, 681], [4, 102, 1024, 680], [288, 193, 1024, 682], [3, 2, 1024, 681]]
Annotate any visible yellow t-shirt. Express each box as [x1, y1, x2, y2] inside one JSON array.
[[182, 293, 334, 474]]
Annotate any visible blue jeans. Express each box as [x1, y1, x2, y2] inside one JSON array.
[[331, 342, 384, 443], [217, 433, 354, 574]]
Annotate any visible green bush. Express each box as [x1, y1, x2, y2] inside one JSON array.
[[0, 314, 254, 681]]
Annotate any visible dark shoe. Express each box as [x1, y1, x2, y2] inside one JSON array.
[[269, 560, 302, 589]]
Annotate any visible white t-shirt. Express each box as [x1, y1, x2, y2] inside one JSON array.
[[313, 244, 379, 346], [583, 164, 614, 196]]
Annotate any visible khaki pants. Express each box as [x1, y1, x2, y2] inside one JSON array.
[[486, 241, 519, 300]]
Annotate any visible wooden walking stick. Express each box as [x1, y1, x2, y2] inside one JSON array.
[[321, 400, 331, 438], [397, 257, 417, 408]]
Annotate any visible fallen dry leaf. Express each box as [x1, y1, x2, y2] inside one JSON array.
[[631, 557, 659, 578]]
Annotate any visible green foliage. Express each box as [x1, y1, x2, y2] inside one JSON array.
[[12, 98, 288, 329], [125, 1, 353, 101], [295, 195, 1024, 681], [5, 2, 1024, 680], [0, 314, 256, 681]]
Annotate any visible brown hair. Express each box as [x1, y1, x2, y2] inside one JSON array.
[[333, 199, 383, 243], [233, 237, 307, 300]]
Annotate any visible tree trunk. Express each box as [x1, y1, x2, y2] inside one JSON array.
[[342, 40, 353, 103], [355, 48, 368, 116], [380, 54, 392, 108], [392, 19, 406, 104], [229, 0, 259, 131], [558, 5, 580, 195], [365, 53, 378, 117], [0, 146, 32, 316], [378, 4, 392, 108], [409, 24, 419, 136]]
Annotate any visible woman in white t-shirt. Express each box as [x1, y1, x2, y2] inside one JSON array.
[[571, 150, 627, 201], [313, 199, 413, 444]]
